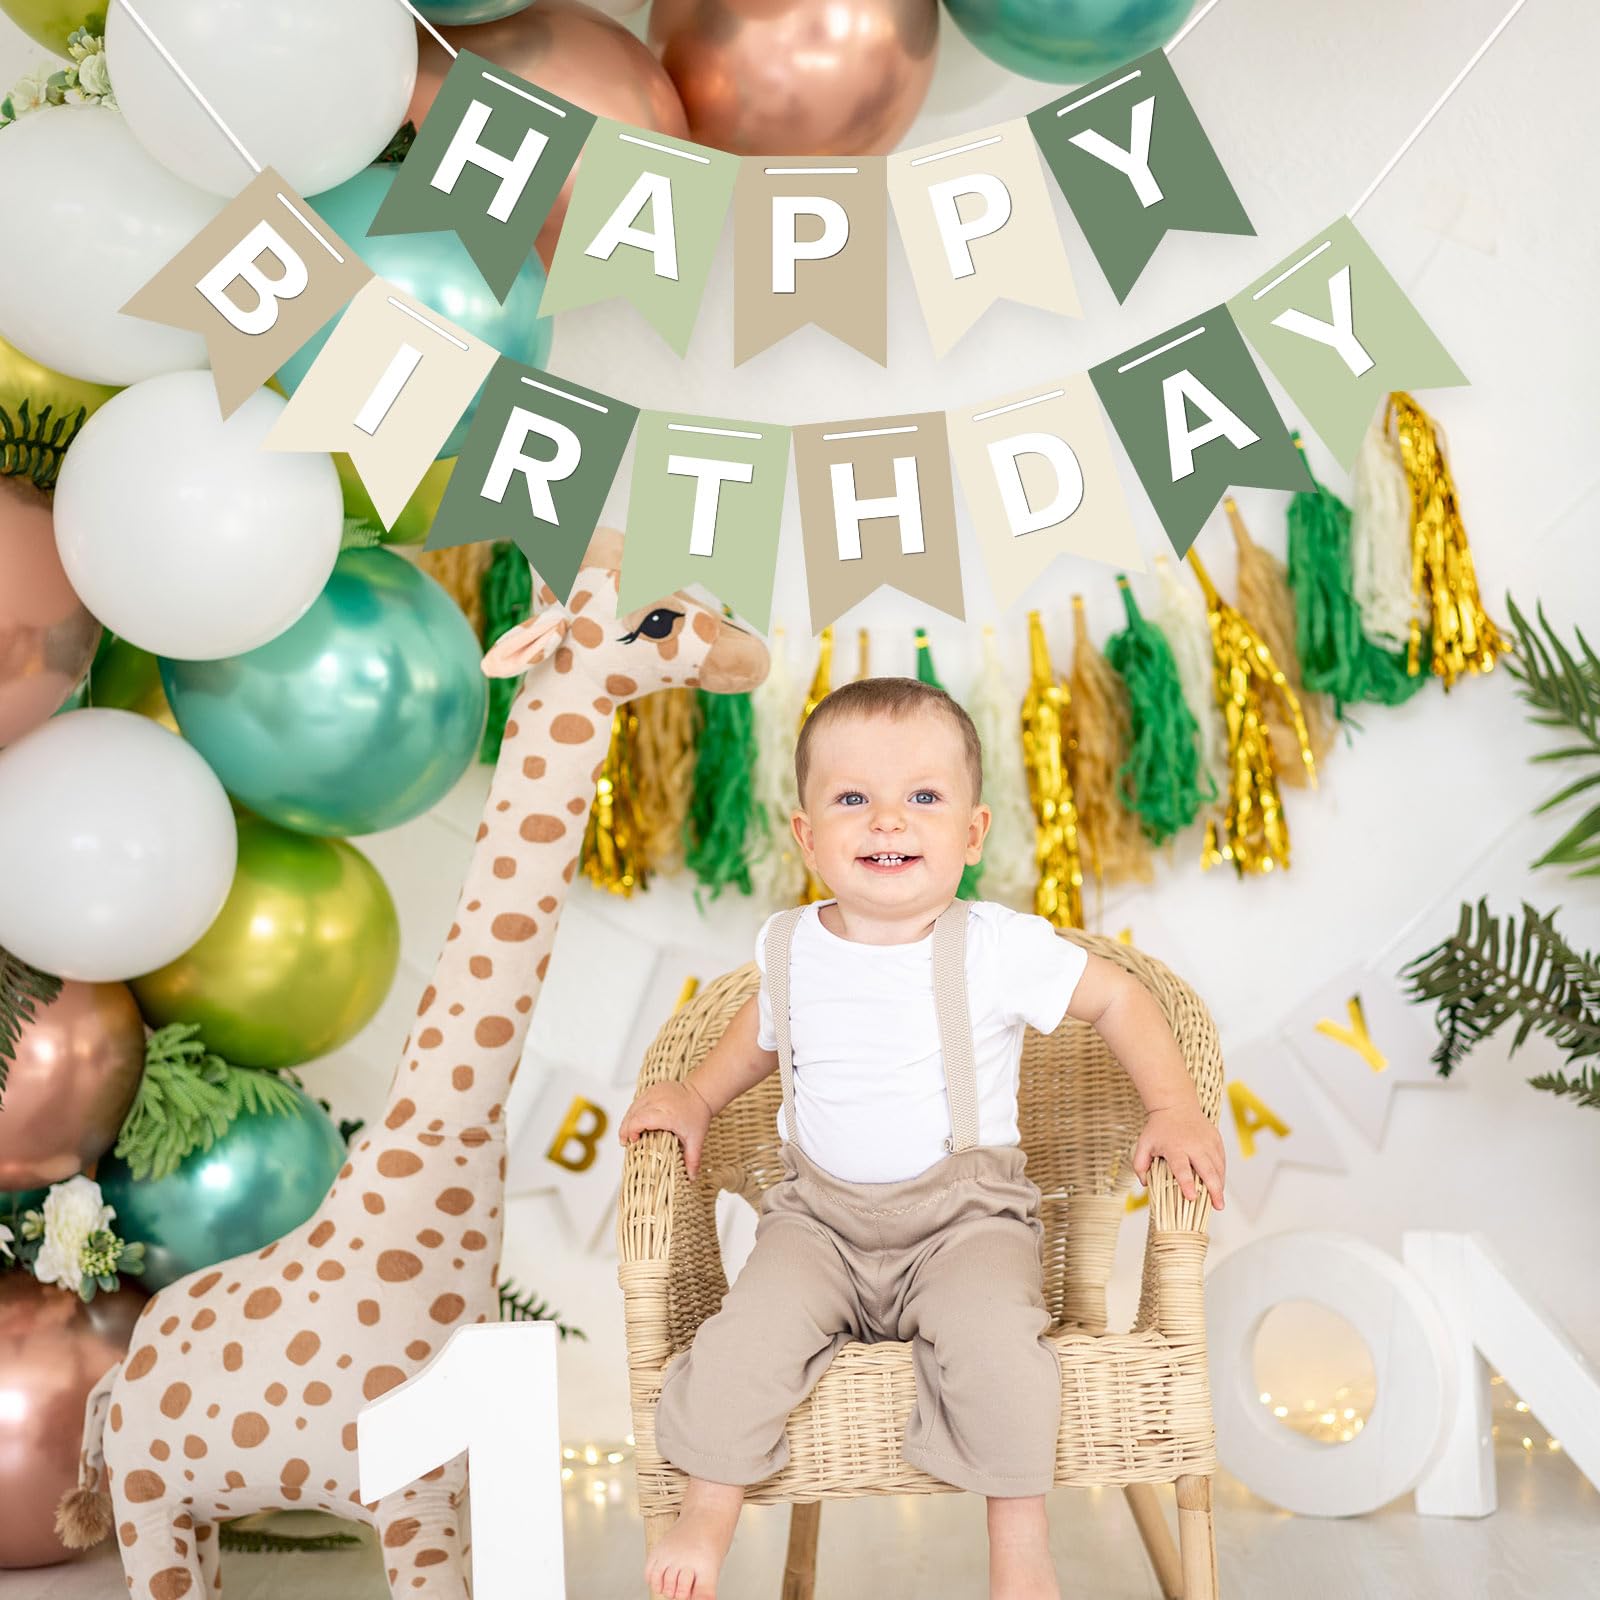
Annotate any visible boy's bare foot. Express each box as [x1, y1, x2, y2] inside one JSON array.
[[645, 1475, 745, 1599], [986, 1493, 1061, 1600]]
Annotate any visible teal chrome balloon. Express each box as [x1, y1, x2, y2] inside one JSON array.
[[160, 548, 487, 837], [940, 0, 1194, 82], [416, 0, 535, 20], [276, 163, 552, 459], [97, 1085, 346, 1291]]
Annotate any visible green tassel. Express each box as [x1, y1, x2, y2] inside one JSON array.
[[477, 542, 533, 764], [914, 629, 983, 900], [1287, 434, 1429, 716], [684, 689, 759, 902], [1103, 577, 1213, 846]]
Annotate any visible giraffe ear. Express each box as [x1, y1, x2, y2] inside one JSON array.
[[480, 607, 571, 678]]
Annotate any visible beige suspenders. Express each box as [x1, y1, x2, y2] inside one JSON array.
[[763, 901, 979, 1158]]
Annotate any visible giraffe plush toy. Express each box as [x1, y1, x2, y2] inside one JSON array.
[[57, 527, 769, 1599]]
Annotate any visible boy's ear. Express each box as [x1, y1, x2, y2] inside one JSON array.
[[967, 802, 993, 860], [790, 808, 815, 866]]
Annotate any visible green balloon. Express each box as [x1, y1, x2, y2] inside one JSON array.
[[87, 635, 178, 732], [0, 2, 105, 59], [130, 815, 400, 1070], [941, 0, 1195, 83], [98, 1085, 346, 1291]]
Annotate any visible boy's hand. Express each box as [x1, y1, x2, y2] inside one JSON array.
[[617, 1080, 714, 1180], [1131, 1104, 1226, 1210]]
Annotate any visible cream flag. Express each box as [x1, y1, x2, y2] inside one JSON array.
[[1219, 1035, 1346, 1220], [888, 120, 1081, 357], [947, 374, 1145, 611], [264, 278, 498, 529]]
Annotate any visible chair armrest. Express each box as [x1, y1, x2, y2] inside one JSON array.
[[1133, 1156, 1212, 1339]]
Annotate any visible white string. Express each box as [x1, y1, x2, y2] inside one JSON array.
[[114, 0, 260, 174], [1349, 0, 1531, 218], [392, 0, 459, 59], [1166, 0, 1222, 53]]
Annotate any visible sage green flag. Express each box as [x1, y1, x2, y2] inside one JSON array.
[[1028, 50, 1252, 303], [1089, 307, 1312, 559], [1227, 214, 1468, 469], [542, 120, 738, 356], [426, 361, 638, 605], [368, 49, 596, 304], [620, 412, 790, 630]]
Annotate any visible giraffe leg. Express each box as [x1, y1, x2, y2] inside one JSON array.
[[114, 1497, 207, 1600], [194, 1521, 222, 1596], [376, 1480, 471, 1600]]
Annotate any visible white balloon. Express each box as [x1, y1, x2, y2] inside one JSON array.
[[0, 709, 237, 982], [53, 374, 342, 660], [0, 106, 222, 386], [106, 0, 417, 198]]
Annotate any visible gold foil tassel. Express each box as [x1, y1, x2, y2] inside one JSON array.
[[856, 626, 871, 680], [632, 687, 699, 870], [799, 626, 834, 905], [1384, 391, 1511, 689], [582, 705, 647, 897], [416, 542, 494, 639], [1022, 611, 1083, 928], [1188, 549, 1316, 877]]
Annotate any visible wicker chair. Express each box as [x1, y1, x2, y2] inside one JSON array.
[[617, 927, 1223, 1599]]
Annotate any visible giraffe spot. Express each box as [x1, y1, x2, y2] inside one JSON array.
[[462, 1231, 488, 1251], [340, 1163, 354, 1179], [304, 1381, 333, 1406], [415, 1549, 450, 1568], [123, 1470, 165, 1502], [119, 1522, 136, 1546], [406, 1340, 431, 1361], [496, 799, 510, 812], [232, 1413, 269, 1447], [266, 1383, 287, 1405], [187, 1272, 222, 1298], [419, 1132, 444, 1148], [469, 955, 494, 980], [448, 1003, 464, 1015], [337, 1355, 353, 1369], [520, 813, 565, 843], [151, 1440, 170, 1461], [150, 1568, 192, 1600], [244, 1288, 281, 1320], [110, 1404, 123, 1434], [224, 1472, 245, 1490], [350, 1238, 364, 1249], [386, 1100, 415, 1130], [569, 588, 591, 611], [358, 1300, 381, 1326], [223, 1343, 243, 1372], [476, 1015, 515, 1049], [553, 644, 574, 673], [416, 1229, 444, 1248], [592, 696, 613, 715], [571, 616, 604, 649], [606, 674, 637, 696], [309, 1222, 335, 1248], [342, 1423, 359, 1452], [490, 912, 536, 942], [282, 1260, 304, 1281], [364, 1366, 406, 1401], [430, 1294, 465, 1324], [418, 986, 436, 1015], [286, 1332, 320, 1366], [417, 1028, 443, 1050], [436, 1188, 473, 1215], [160, 1383, 191, 1419], [550, 713, 595, 744], [446, 923, 460, 941], [562, 796, 583, 816], [184, 1435, 207, 1459], [491, 858, 516, 880], [189, 1307, 217, 1334], [125, 1346, 157, 1381], [378, 1150, 423, 1179], [460, 1128, 490, 1148], [384, 1518, 421, 1548], [475, 821, 489, 843], [522, 754, 546, 779], [160, 1316, 179, 1336], [563, 857, 577, 883], [207, 1404, 220, 1418], [281, 1459, 310, 1488], [378, 1250, 423, 1283], [363, 1193, 386, 1215], [515, 994, 532, 1013], [317, 1260, 344, 1281], [488, 1105, 503, 1124]]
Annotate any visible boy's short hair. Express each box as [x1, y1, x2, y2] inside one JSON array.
[[794, 676, 984, 808]]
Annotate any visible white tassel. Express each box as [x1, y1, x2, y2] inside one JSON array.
[[1153, 558, 1228, 799], [968, 627, 1036, 911], [746, 627, 807, 909], [1350, 412, 1416, 651]]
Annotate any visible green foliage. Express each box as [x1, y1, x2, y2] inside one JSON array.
[[0, 944, 62, 1110], [114, 1023, 304, 1181], [499, 1277, 586, 1342], [377, 120, 417, 165], [218, 1523, 362, 1553], [0, 399, 89, 490]]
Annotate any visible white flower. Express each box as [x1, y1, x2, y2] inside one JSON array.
[[0, 1222, 12, 1262], [31, 1175, 114, 1292], [6, 63, 55, 117], [77, 54, 111, 99]]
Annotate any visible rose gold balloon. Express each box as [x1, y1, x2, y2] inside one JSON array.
[[0, 982, 146, 1193], [407, 1, 689, 266], [0, 476, 101, 748], [649, 0, 939, 157], [0, 1276, 145, 1569]]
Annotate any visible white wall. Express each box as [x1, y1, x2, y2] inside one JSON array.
[[5, 0, 1596, 1445]]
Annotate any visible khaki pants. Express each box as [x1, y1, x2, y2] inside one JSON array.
[[655, 1140, 1062, 1497]]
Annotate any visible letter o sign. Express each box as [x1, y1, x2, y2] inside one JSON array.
[[1204, 1231, 1457, 1516]]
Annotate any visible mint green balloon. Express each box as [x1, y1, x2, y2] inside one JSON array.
[[97, 1085, 346, 1291], [940, 0, 1194, 82], [160, 548, 487, 837]]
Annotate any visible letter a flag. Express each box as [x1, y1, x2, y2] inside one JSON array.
[[542, 119, 739, 356], [369, 49, 596, 302], [1227, 215, 1468, 468], [792, 413, 963, 630], [426, 362, 638, 605], [1090, 307, 1312, 558], [947, 375, 1145, 612], [122, 168, 372, 419], [1029, 50, 1253, 303], [264, 278, 497, 529], [887, 120, 1081, 357], [733, 158, 889, 365], [620, 411, 791, 630]]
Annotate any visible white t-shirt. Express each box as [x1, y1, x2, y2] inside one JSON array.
[[754, 899, 1089, 1183]]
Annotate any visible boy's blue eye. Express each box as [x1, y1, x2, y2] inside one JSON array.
[[913, 791, 939, 805], [839, 792, 865, 805]]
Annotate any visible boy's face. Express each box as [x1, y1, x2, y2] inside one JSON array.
[[792, 709, 990, 914]]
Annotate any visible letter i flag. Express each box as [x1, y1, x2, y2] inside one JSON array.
[[120, 167, 373, 419], [368, 49, 596, 303], [1089, 307, 1312, 559], [425, 361, 639, 606]]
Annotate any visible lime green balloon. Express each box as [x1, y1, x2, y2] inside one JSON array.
[[0, 3, 105, 55], [87, 635, 178, 732], [97, 1084, 346, 1290], [337, 451, 456, 545], [130, 815, 399, 1069]]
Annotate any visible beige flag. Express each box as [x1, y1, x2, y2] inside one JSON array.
[[888, 121, 1081, 358], [792, 412, 964, 631], [121, 167, 373, 419], [263, 278, 498, 529], [733, 158, 888, 366], [947, 374, 1145, 611]]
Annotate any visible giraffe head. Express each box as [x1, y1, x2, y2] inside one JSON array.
[[480, 528, 768, 696]]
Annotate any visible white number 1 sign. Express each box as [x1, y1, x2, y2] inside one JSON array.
[[358, 1321, 567, 1597]]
